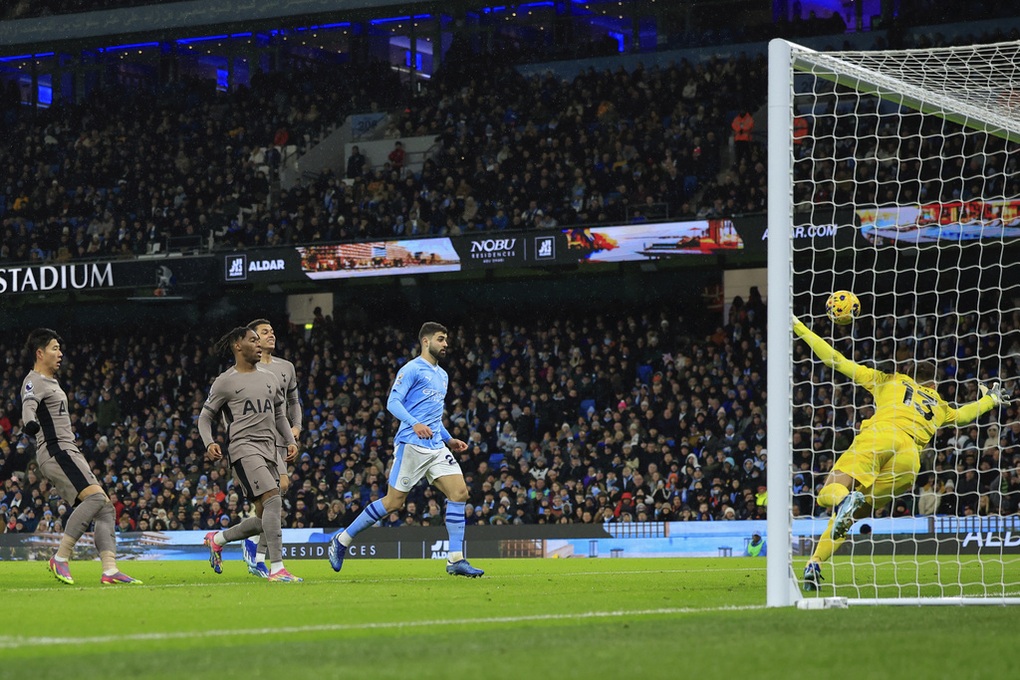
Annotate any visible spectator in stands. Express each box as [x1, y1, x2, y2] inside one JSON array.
[[387, 141, 406, 173], [731, 108, 754, 166], [346, 145, 367, 180], [916, 473, 941, 516]]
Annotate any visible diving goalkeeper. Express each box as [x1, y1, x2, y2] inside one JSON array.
[[792, 315, 1005, 591]]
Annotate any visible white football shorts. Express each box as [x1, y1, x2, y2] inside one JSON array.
[[388, 442, 462, 491]]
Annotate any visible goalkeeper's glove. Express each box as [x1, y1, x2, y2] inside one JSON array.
[[22, 421, 40, 436], [979, 382, 1007, 406]]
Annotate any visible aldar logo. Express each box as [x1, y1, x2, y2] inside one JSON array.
[[249, 258, 286, 272], [225, 254, 247, 281], [469, 238, 518, 265], [226, 254, 287, 280], [962, 532, 1020, 549], [534, 236, 556, 260], [430, 539, 450, 559], [761, 225, 838, 240]]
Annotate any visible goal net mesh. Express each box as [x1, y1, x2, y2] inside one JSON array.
[[787, 39, 1020, 603]]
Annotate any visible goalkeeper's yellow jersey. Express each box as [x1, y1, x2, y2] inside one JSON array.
[[793, 318, 995, 447]]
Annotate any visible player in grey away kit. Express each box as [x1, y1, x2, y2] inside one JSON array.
[[198, 327, 301, 583], [20, 328, 141, 585], [241, 318, 302, 578]]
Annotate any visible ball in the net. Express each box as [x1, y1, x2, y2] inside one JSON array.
[[825, 290, 861, 325]]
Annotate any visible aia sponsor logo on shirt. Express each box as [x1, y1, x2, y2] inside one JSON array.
[[241, 398, 274, 415]]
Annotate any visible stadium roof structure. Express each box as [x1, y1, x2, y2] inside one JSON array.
[[0, 0, 443, 52]]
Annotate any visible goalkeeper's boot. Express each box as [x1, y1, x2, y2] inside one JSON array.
[[831, 490, 865, 541], [803, 561, 824, 592], [446, 559, 484, 578]]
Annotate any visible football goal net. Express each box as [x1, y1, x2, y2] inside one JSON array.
[[767, 38, 1020, 607]]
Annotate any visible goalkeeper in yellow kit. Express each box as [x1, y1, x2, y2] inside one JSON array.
[[792, 315, 1005, 591]]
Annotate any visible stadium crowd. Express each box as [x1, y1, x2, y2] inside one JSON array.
[[0, 62, 403, 262], [5, 17, 1020, 263], [300, 47, 768, 244], [3, 5, 1020, 538], [1, 289, 1018, 537], [0, 46, 768, 260]]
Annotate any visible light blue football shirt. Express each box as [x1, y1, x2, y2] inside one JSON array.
[[388, 356, 452, 449]]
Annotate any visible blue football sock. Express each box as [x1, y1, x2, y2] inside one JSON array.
[[446, 501, 466, 554], [346, 499, 387, 539]]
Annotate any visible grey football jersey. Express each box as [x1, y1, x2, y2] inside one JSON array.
[[21, 369, 77, 463], [260, 356, 302, 430], [198, 365, 296, 460]]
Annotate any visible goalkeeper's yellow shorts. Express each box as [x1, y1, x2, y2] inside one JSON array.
[[833, 426, 920, 504]]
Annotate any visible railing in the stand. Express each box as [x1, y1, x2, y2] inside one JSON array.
[[167, 234, 204, 254]]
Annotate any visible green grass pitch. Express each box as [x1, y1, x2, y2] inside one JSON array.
[[1, 557, 1017, 680]]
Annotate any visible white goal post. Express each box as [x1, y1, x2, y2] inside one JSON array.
[[767, 38, 1020, 607]]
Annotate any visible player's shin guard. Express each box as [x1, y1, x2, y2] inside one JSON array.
[[445, 500, 466, 555], [58, 493, 107, 559], [261, 495, 284, 565], [345, 499, 387, 540], [92, 501, 118, 572], [818, 482, 850, 509], [255, 533, 268, 562], [223, 516, 263, 543], [255, 508, 283, 562]]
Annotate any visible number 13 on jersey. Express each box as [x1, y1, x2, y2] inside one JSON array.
[[902, 382, 936, 421]]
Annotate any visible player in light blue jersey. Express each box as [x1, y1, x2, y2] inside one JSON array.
[[329, 322, 483, 577]]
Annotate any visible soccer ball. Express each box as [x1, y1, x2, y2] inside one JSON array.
[[825, 290, 861, 325]]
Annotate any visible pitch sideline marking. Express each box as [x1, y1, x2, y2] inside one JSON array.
[[0, 605, 763, 649], [0, 566, 768, 593]]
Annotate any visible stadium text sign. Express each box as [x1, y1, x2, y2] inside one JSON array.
[[467, 237, 520, 265], [760, 225, 838, 240], [0, 258, 216, 296], [0, 262, 113, 295], [961, 532, 1020, 549], [224, 254, 289, 282], [224, 220, 772, 284], [280, 542, 384, 559]]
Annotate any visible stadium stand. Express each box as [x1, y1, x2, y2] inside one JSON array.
[[5, 12, 1019, 263], [3, 4, 1020, 538], [2, 289, 1016, 534], [1, 50, 766, 259], [1, 64, 403, 261]]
